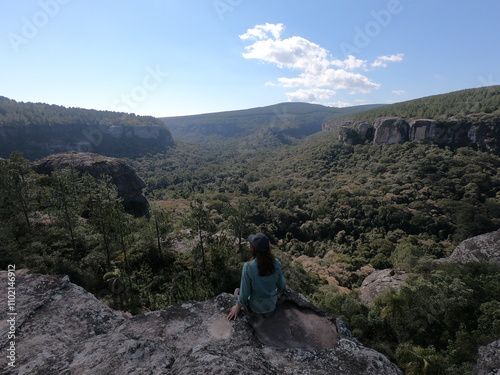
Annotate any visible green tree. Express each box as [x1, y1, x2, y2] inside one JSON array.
[[223, 198, 254, 254], [184, 198, 216, 272], [45, 167, 86, 259], [149, 207, 173, 264], [396, 343, 446, 375], [0, 152, 39, 232], [86, 175, 125, 270]]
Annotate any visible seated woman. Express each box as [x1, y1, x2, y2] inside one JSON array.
[[227, 233, 287, 320]]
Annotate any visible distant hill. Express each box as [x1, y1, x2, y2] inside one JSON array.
[[0, 97, 174, 160], [161, 102, 383, 144]]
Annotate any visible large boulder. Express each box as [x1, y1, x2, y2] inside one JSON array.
[[437, 228, 500, 263], [358, 122, 375, 142], [476, 339, 500, 375], [32, 152, 150, 217], [338, 126, 362, 145], [0, 271, 403, 375], [373, 118, 409, 145], [359, 269, 408, 306]]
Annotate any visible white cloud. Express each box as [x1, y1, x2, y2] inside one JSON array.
[[331, 55, 368, 71], [241, 35, 330, 75], [286, 88, 336, 102], [392, 90, 405, 95], [371, 53, 405, 68], [240, 23, 403, 103], [239, 23, 285, 41]]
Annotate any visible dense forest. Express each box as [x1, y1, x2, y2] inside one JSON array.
[[0, 96, 163, 128], [335, 85, 500, 125], [1, 87, 500, 374]]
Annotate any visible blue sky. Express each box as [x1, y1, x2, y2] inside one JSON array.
[[1, 0, 499, 117]]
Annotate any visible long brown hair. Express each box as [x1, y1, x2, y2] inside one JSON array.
[[250, 245, 276, 276]]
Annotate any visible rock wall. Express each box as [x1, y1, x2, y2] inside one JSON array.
[[32, 152, 150, 217], [334, 118, 499, 153], [0, 123, 174, 160], [0, 272, 403, 375]]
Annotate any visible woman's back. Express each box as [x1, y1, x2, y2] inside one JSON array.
[[239, 258, 286, 314]]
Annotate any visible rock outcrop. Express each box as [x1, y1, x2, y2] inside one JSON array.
[[359, 269, 408, 306], [476, 339, 500, 375], [373, 118, 409, 145], [334, 117, 499, 153], [0, 123, 174, 160], [32, 152, 150, 217], [437, 228, 500, 263], [0, 272, 403, 375]]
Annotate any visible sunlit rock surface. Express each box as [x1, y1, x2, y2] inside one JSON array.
[[0, 272, 403, 375]]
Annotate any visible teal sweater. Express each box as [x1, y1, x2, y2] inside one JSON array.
[[237, 259, 287, 314]]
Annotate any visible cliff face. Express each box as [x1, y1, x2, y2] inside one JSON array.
[[0, 123, 174, 160], [334, 118, 499, 153], [31, 152, 150, 217], [0, 272, 403, 375]]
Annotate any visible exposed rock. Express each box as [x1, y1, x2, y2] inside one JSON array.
[[476, 339, 500, 375], [359, 269, 409, 306], [338, 126, 362, 145], [32, 152, 149, 217], [0, 123, 174, 160], [467, 124, 500, 153], [358, 122, 375, 142], [373, 118, 409, 145], [408, 119, 437, 141], [335, 117, 499, 153], [338, 122, 374, 145], [0, 272, 403, 375], [437, 228, 500, 263]]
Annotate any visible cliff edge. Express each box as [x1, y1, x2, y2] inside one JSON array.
[[0, 272, 402, 375]]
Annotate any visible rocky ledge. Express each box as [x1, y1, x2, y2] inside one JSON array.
[[0, 272, 402, 375]]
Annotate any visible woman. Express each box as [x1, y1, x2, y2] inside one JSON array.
[[227, 233, 287, 320]]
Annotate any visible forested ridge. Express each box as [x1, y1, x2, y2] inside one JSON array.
[[1, 87, 500, 374], [0, 96, 163, 128], [339, 85, 500, 124], [0, 97, 174, 159]]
